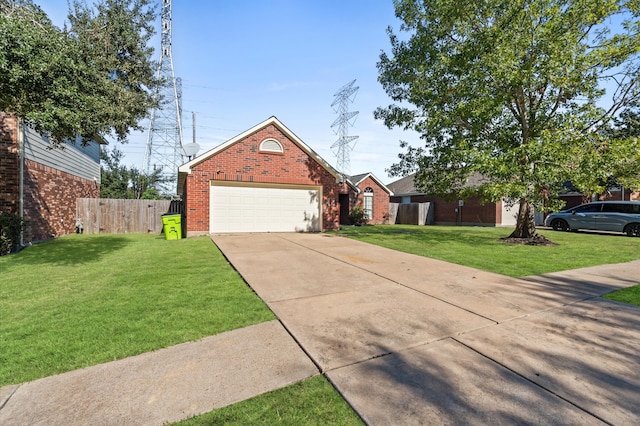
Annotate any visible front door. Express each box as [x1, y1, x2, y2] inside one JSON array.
[[339, 194, 350, 225]]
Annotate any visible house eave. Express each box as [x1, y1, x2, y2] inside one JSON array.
[[177, 116, 345, 191], [351, 172, 394, 195]]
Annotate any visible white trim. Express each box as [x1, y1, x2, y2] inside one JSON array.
[[259, 138, 284, 153], [350, 172, 393, 195], [179, 116, 342, 180], [178, 116, 345, 195], [363, 188, 373, 220]]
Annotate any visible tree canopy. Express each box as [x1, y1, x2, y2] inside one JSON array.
[[0, 0, 160, 146], [376, 0, 640, 238], [100, 147, 167, 199]]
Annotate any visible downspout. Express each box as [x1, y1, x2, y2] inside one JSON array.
[[17, 117, 24, 247]]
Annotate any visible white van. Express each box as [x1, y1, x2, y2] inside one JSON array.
[[544, 201, 640, 237]]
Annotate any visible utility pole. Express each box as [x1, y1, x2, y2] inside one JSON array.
[[183, 111, 200, 161]]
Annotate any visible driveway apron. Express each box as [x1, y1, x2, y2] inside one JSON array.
[[212, 233, 640, 425]]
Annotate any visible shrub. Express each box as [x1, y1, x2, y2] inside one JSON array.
[[0, 212, 26, 256], [0, 234, 11, 257], [348, 205, 369, 226]]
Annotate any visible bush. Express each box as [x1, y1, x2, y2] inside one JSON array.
[[348, 205, 369, 226], [0, 234, 11, 257], [0, 212, 26, 256]]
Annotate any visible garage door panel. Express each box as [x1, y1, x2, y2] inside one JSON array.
[[210, 184, 321, 233]]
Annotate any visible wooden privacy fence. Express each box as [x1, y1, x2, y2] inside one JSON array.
[[388, 202, 434, 225], [76, 198, 182, 234]]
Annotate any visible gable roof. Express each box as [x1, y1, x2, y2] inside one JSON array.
[[349, 173, 369, 185], [387, 173, 419, 196], [177, 116, 344, 194], [349, 172, 393, 195], [387, 172, 489, 196]]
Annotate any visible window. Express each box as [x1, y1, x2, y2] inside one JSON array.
[[363, 187, 373, 220], [602, 203, 623, 213], [602, 203, 640, 214], [573, 203, 601, 213], [259, 138, 283, 153]]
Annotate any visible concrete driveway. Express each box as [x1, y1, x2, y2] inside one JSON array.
[[213, 232, 640, 425]]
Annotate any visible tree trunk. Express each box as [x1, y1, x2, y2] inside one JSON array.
[[508, 198, 538, 238]]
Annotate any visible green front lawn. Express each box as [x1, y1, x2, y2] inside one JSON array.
[[604, 285, 640, 306], [0, 234, 275, 386], [177, 375, 364, 426], [333, 225, 640, 277], [2, 227, 638, 424]]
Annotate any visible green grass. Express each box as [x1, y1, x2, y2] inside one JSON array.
[[177, 375, 364, 426], [604, 285, 640, 306], [3, 227, 638, 425], [0, 234, 275, 386], [332, 225, 640, 277]]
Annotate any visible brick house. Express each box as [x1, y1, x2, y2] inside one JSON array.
[[177, 117, 389, 235], [388, 173, 520, 226], [346, 173, 392, 225], [557, 181, 640, 210], [0, 113, 100, 244]]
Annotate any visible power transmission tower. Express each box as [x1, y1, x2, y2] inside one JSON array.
[[143, 0, 183, 196], [330, 79, 359, 176]]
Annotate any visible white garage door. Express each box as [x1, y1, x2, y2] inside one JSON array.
[[210, 183, 321, 233]]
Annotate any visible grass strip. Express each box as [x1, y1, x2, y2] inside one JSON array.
[[176, 375, 364, 426], [603, 285, 640, 306], [0, 234, 275, 386], [332, 225, 640, 277]]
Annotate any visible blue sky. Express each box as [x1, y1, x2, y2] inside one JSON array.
[[37, 0, 419, 183]]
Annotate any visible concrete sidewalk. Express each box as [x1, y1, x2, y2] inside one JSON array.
[[213, 233, 640, 425], [0, 321, 318, 425], [1, 232, 638, 425]]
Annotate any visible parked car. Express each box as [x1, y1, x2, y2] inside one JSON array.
[[545, 201, 640, 236]]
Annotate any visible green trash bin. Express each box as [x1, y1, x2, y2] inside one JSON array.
[[162, 214, 182, 240]]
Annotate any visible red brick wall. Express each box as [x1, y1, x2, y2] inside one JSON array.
[[1, 113, 100, 243], [22, 160, 99, 242], [185, 123, 341, 233], [354, 176, 390, 224], [391, 194, 499, 225], [559, 190, 635, 210], [0, 113, 19, 214]]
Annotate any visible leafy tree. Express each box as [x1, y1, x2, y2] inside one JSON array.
[[598, 102, 640, 194], [100, 147, 130, 199], [100, 147, 167, 199], [612, 101, 640, 139], [0, 0, 160, 146], [376, 0, 640, 238], [128, 167, 165, 200]]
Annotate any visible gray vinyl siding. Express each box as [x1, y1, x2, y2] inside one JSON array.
[[23, 127, 101, 183]]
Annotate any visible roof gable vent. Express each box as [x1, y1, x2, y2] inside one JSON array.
[[260, 138, 283, 153]]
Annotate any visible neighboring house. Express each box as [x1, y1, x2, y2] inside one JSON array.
[[557, 181, 639, 210], [387, 173, 520, 226], [347, 172, 392, 225], [0, 113, 100, 244], [177, 116, 388, 235]]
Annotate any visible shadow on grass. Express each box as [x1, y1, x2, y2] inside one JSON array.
[[13, 235, 132, 266]]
